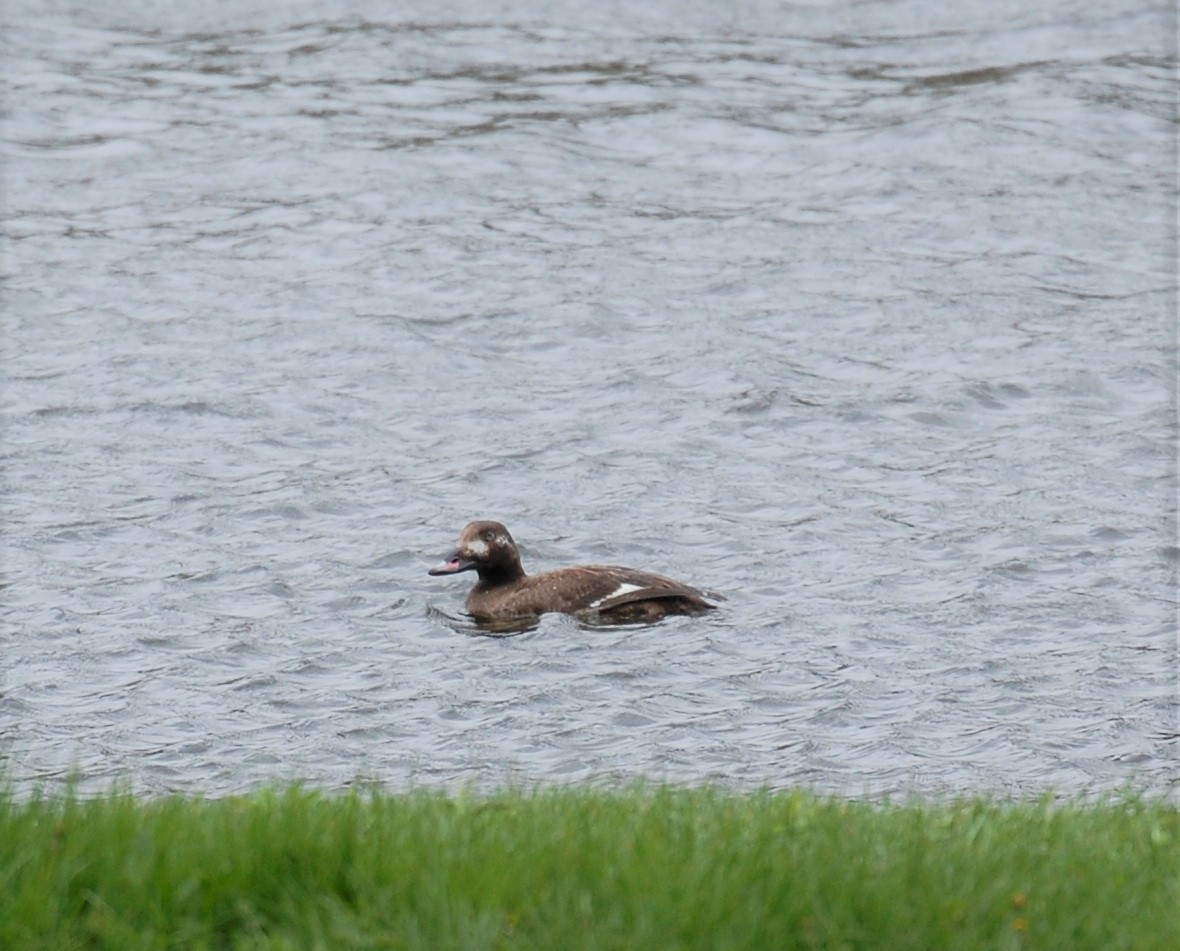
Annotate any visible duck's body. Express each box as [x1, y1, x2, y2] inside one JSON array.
[[429, 520, 722, 623]]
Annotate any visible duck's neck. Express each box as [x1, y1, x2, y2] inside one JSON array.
[[475, 560, 526, 588]]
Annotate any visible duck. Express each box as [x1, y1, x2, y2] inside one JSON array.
[[428, 520, 723, 623]]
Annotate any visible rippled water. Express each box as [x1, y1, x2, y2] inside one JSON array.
[[3, 0, 1176, 798]]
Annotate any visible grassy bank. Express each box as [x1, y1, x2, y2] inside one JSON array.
[[2, 784, 1176, 950]]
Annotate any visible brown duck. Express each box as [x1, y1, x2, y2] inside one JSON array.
[[429, 520, 723, 623]]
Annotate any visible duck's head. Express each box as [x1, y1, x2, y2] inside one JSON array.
[[428, 520, 525, 584]]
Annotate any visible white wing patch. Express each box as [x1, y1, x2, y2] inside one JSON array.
[[589, 582, 645, 609]]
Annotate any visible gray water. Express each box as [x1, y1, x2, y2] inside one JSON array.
[[2, 0, 1176, 799]]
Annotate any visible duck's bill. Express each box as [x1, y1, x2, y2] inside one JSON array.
[[428, 553, 476, 575]]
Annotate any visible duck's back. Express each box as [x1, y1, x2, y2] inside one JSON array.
[[466, 565, 720, 621]]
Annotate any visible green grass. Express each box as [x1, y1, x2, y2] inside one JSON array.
[[1, 784, 1176, 950]]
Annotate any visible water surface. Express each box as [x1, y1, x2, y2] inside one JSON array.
[[2, 0, 1176, 797]]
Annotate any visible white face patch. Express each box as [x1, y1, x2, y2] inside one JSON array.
[[589, 582, 645, 609], [465, 538, 490, 558]]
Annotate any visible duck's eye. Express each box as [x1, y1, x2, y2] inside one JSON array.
[[482, 529, 495, 542]]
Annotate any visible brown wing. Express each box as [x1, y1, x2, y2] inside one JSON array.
[[572, 566, 722, 614]]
